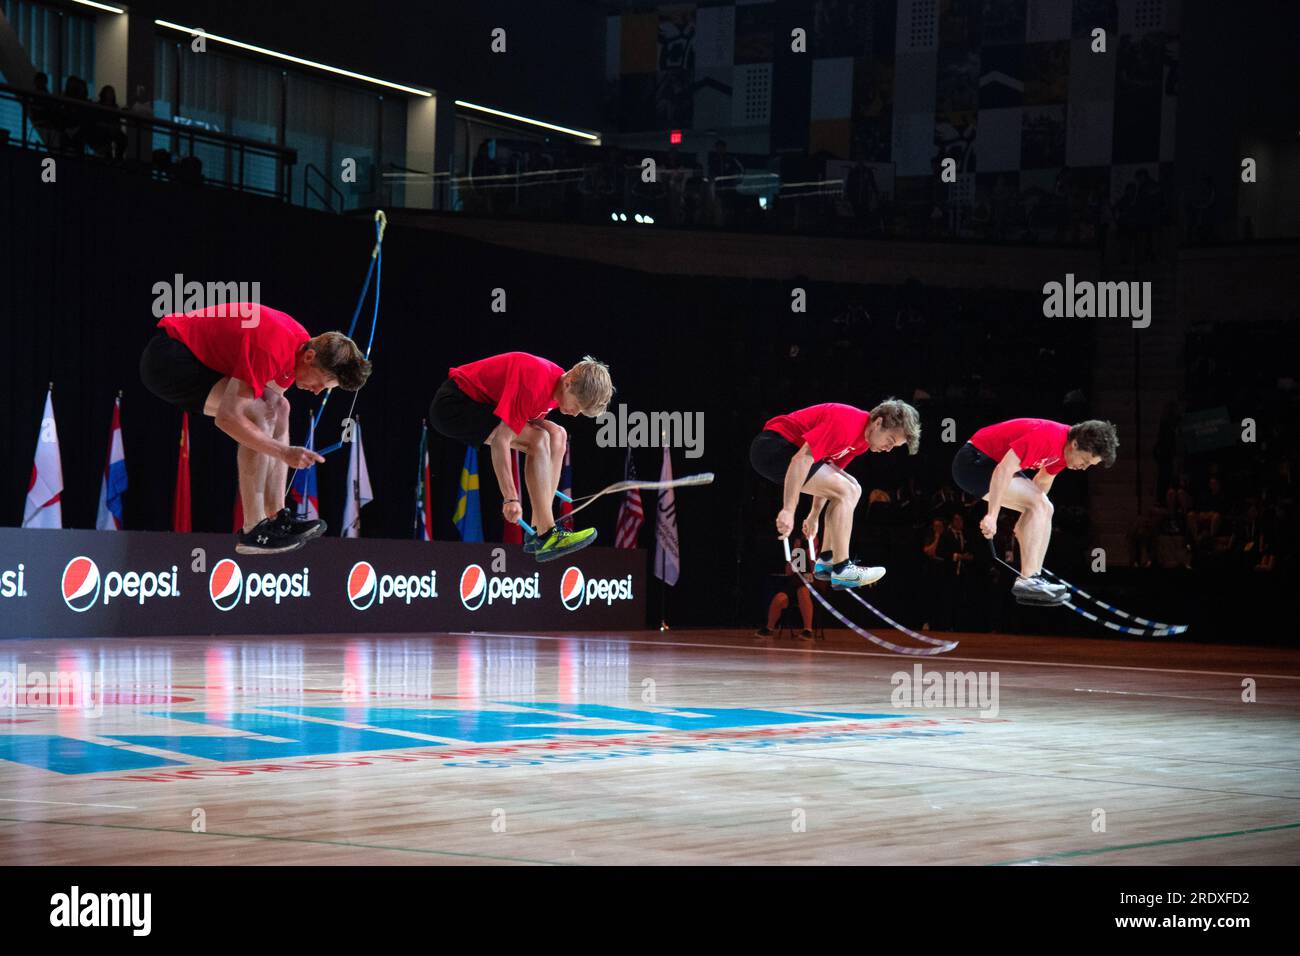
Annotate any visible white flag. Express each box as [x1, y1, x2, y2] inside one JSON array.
[[23, 387, 63, 529], [654, 445, 680, 585], [341, 420, 372, 538]]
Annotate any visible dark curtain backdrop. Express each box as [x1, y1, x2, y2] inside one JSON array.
[[2, 144, 1098, 628]]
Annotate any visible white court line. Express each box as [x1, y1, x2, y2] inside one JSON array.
[[0, 798, 138, 809], [1073, 688, 1295, 703], [449, 632, 1300, 681]]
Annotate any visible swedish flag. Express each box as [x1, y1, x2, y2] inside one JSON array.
[[453, 446, 484, 542]]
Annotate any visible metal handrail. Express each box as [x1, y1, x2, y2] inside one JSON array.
[[0, 82, 298, 201], [303, 162, 345, 213]]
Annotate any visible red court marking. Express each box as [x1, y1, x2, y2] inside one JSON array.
[[100, 693, 195, 705], [0, 718, 38, 724], [168, 685, 466, 700]]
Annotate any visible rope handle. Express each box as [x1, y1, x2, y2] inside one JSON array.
[[372, 209, 387, 259]]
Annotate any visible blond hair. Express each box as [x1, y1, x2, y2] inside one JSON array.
[[870, 398, 922, 455], [567, 355, 614, 416]]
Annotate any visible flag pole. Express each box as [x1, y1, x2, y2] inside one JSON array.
[[659, 431, 670, 632]]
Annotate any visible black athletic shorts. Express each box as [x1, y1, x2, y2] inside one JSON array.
[[429, 378, 501, 447], [749, 430, 827, 486], [139, 332, 224, 415], [950, 442, 1033, 497]]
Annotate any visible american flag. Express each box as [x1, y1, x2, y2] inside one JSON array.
[[614, 449, 643, 548]]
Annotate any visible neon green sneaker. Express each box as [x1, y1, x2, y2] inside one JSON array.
[[533, 526, 598, 563]]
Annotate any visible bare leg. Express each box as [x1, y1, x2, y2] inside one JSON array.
[[984, 476, 1054, 577], [1014, 496, 1054, 576], [797, 588, 814, 630], [262, 397, 290, 521], [533, 420, 567, 499], [766, 593, 788, 630], [802, 466, 860, 563], [517, 425, 555, 535], [236, 402, 274, 533]]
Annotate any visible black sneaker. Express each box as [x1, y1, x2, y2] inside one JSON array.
[[754, 627, 775, 637], [274, 507, 327, 543], [236, 517, 307, 555]]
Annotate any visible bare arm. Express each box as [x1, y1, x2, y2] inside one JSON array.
[[213, 379, 290, 459], [783, 444, 817, 514], [985, 449, 1023, 521], [487, 426, 520, 501]]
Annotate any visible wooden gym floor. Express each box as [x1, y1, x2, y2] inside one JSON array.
[[1, 629, 1297, 865]]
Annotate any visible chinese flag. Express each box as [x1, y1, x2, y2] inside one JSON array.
[[172, 413, 192, 532]]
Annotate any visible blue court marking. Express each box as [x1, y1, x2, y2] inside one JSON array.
[[0, 735, 188, 775]]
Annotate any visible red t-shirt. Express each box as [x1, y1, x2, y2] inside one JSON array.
[[449, 352, 563, 436], [764, 403, 872, 467], [970, 418, 1070, 475], [159, 303, 308, 399]]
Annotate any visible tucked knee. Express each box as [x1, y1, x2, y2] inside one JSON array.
[[525, 428, 549, 453]]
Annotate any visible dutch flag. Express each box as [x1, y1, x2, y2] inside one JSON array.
[[96, 394, 128, 530]]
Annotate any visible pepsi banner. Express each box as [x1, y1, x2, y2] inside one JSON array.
[[0, 529, 645, 638]]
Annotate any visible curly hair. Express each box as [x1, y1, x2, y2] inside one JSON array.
[[870, 398, 922, 455], [1068, 419, 1119, 467]]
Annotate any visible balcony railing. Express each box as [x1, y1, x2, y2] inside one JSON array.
[[0, 82, 297, 202]]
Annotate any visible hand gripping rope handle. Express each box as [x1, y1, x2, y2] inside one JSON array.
[[782, 536, 959, 656], [515, 473, 715, 537], [984, 539, 1188, 637], [295, 211, 387, 464]]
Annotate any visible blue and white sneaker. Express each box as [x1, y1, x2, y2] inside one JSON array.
[[813, 558, 834, 581], [830, 562, 886, 590]]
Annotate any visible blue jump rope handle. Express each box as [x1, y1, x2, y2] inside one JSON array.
[[316, 441, 344, 456], [555, 490, 573, 503], [517, 518, 536, 536]]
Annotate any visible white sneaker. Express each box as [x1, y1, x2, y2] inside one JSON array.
[[1012, 575, 1069, 605], [830, 563, 886, 589]]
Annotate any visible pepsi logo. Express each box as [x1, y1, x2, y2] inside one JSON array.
[[209, 559, 243, 612], [460, 564, 487, 611], [62, 556, 101, 613], [346, 563, 437, 609], [348, 561, 378, 610], [560, 566, 586, 611], [559, 570, 636, 609], [209, 559, 310, 610], [458, 564, 540, 610]]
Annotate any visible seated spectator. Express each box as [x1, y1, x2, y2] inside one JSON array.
[[60, 75, 92, 153], [756, 536, 816, 639], [124, 84, 153, 163], [86, 85, 128, 160]]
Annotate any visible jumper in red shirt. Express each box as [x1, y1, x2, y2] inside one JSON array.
[[969, 418, 1070, 475], [764, 403, 872, 468], [449, 352, 564, 436], [159, 303, 308, 399]]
